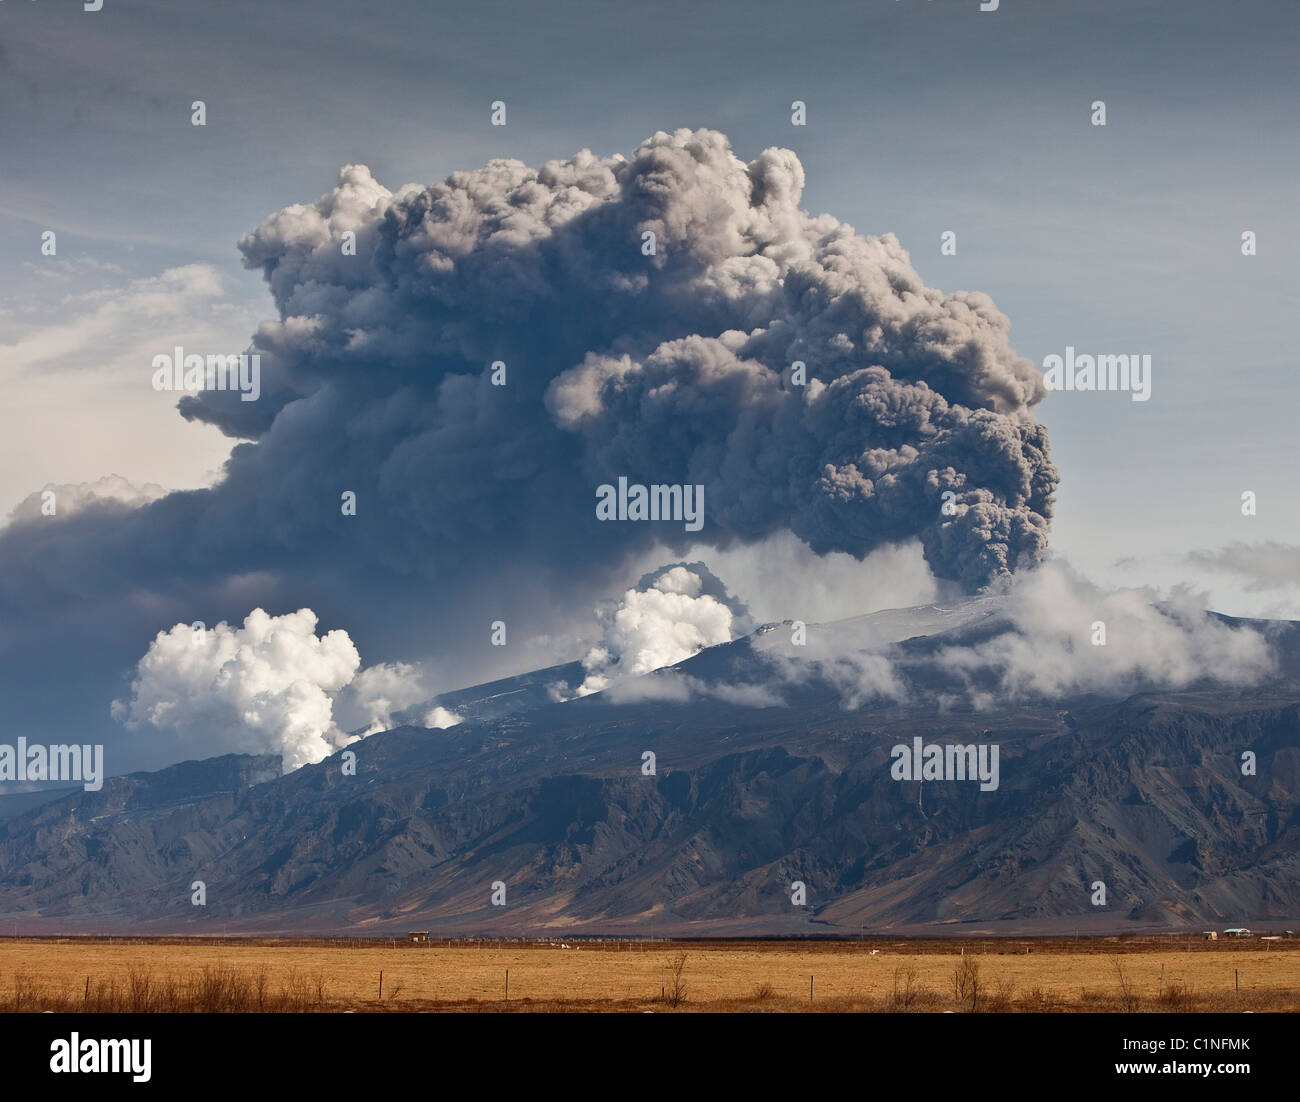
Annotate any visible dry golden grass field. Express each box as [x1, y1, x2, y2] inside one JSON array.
[[2, 935, 1297, 1012]]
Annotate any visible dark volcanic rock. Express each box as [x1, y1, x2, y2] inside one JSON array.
[[1, 680, 1298, 935]]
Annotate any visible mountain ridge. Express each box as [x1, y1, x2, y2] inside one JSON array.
[[2, 599, 1298, 935]]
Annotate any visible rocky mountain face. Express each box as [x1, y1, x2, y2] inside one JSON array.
[[2, 607, 1298, 936]]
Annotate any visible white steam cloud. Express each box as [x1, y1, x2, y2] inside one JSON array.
[[931, 565, 1277, 706], [1187, 542, 1300, 592], [335, 660, 432, 736], [422, 705, 464, 730], [112, 608, 426, 770], [575, 562, 751, 697], [724, 562, 1279, 710]]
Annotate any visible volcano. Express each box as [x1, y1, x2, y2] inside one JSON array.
[[2, 598, 1298, 936]]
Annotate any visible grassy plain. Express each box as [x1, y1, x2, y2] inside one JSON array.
[[1, 935, 1297, 1012]]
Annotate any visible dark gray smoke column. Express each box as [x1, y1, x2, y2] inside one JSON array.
[[211, 129, 1056, 592]]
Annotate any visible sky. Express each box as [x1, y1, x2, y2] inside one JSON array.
[[0, 0, 1297, 775]]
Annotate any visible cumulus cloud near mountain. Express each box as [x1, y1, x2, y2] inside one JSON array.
[[112, 608, 427, 770], [574, 561, 751, 697], [929, 565, 1278, 706], [711, 562, 1281, 711]]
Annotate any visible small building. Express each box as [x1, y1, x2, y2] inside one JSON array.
[[408, 931, 429, 944], [1223, 928, 1252, 938], [1203, 931, 1218, 941]]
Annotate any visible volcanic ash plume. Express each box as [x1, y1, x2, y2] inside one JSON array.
[[205, 127, 1056, 594]]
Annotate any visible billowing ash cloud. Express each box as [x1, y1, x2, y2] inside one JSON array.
[[196, 127, 1054, 591], [0, 129, 1057, 771], [575, 561, 750, 696], [112, 608, 424, 770]]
